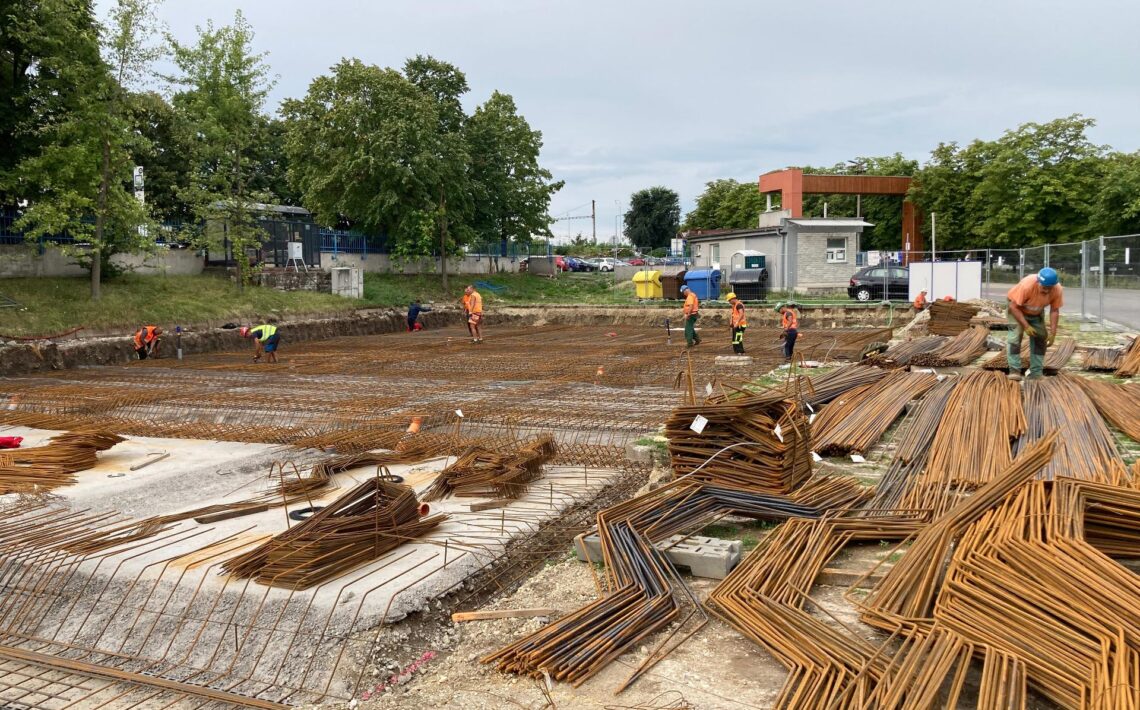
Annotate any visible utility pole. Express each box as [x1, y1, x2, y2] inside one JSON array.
[[592, 200, 596, 242], [931, 212, 937, 261]]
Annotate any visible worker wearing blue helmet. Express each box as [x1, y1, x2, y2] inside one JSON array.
[[1005, 267, 1063, 381]]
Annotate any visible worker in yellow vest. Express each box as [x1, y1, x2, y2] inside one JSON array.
[[727, 292, 746, 354], [241, 324, 280, 364]]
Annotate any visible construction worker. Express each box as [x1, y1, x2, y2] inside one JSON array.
[[777, 302, 799, 363], [1006, 267, 1063, 381], [407, 299, 432, 332], [727, 292, 746, 354], [680, 285, 700, 347], [465, 285, 485, 344], [460, 290, 474, 339], [132, 325, 162, 360], [241, 324, 280, 364], [913, 289, 928, 310]]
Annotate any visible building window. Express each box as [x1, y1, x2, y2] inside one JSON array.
[[711, 243, 720, 264], [826, 237, 847, 263], [695, 245, 702, 258]]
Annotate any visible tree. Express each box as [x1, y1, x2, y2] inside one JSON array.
[[1091, 152, 1140, 237], [168, 10, 275, 290], [403, 55, 473, 288], [624, 187, 680, 251], [466, 91, 563, 252], [0, 0, 102, 202], [10, 0, 160, 299], [125, 90, 194, 225], [911, 115, 1107, 250], [683, 179, 766, 231], [282, 59, 443, 258]]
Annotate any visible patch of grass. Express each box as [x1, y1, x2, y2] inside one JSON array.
[[0, 273, 359, 337], [885, 551, 905, 564], [741, 534, 760, 551], [700, 524, 738, 539]]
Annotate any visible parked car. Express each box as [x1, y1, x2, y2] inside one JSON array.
[[627, 257, 647, 266], [847, 266, 910, 301], [594, 257, 618, 272]]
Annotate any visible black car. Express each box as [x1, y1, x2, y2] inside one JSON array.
[[847, 265, 910, 301]]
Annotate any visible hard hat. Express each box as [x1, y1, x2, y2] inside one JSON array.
[[726, 292, 737, 301], [680, 285, 689, 292], [239, 326, 250, 337], [1037, 267, 1059, 287], [774, 301, 785, 312]]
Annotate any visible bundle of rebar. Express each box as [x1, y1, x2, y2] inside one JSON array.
[[423, 435, 556, 501], [867, 376, 958, 511], [810, 370, 938, 455], [1083, 345, 1126, 371], [864, 335, 947, 367], [222, 478, 447, 589], [484, 477, 870, 688], [665, 398, 811, 493], [0, 430, 125, 494], [1116, 335, 1140, 377], [918, 370, 1026, 491], [1018, 375, 1124, 482], [981, 336, 1076, 373], [1073, 375, 1140, 440], [926, 300, 981, 336], [909, 325, 989, 367]]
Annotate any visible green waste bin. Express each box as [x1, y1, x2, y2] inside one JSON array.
[[631, 270, 663, 299]]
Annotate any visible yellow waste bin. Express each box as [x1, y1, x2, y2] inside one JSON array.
[[631, 270, 663, 299]]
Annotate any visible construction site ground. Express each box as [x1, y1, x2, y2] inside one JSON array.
[[0, 310, 1134, 709]]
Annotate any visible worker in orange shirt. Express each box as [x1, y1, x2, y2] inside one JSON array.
[[777, 302, 799, 363], [727, 292, 746, 354], [465, 285, 485, 344], [460, 290, 474, 339], [913, 289, 928, 310], [132, 325, 162, 360], [680, 285, 700, 347], [1006, 267, 1063, 381]]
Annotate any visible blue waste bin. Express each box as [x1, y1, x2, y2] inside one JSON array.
[[683, 269, 722, 301]]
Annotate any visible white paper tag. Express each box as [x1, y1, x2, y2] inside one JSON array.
[[773, 424, 784, 442], [705, 382, 714, 396], [806, 402, 814, 413], [811, 451, 822, 462], [455, 409, 464, 418], [936, 374, 946, 381], [850, 454, 866, 463], [690, 415, 708, 433], [809, 413, 816, 425]]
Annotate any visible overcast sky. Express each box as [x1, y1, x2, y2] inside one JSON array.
[[114, 0, 1140, 241]]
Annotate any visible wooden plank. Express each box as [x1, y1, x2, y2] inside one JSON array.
[[451, 608, 559, 623], [467, 499, 513, 512], [193, 504, 271, 524]]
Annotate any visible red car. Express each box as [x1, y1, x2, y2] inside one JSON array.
[[554, 255, 568, 271], [627, 257, 647, 266]]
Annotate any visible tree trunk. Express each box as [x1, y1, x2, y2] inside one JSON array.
[[92, 138, 112, 301], [439, 190, 449, 289]]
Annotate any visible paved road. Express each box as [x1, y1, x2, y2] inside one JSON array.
[[982, 284, 1140, 330]]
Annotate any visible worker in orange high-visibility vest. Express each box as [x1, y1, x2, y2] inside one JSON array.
[[777, 302, 799, 363], [727, 292, 746, 354], [460, 291, 474, 338], [133, 325, 162, 360], [680, 285, 701, 347], [913, 289, 928, 311]]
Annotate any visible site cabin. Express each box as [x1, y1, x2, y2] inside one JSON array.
[[684, 212, 872, 295]]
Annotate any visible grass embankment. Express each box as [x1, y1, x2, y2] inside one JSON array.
[[0, 273, 357, 337], [0, 271, 640, 337]]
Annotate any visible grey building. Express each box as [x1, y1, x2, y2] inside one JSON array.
[[684, 211, 871, 295]]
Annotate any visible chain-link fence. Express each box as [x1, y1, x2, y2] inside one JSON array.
[[860, 234, 1140, 329]]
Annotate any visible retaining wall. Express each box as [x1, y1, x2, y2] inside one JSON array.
[[0, 304, 909, 376], [0, 245, 205, 278], [318, 252, 521, 275]]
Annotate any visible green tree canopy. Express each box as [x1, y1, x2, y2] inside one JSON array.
[[625, 186, 680, 251], [168, 10, 275, 289], [466, 91, 564, 249], [683, 179, 766, 231], [1092, 151, 1140, 237]]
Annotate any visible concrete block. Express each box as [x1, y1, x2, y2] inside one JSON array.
[[575, 533, 741, 579]]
